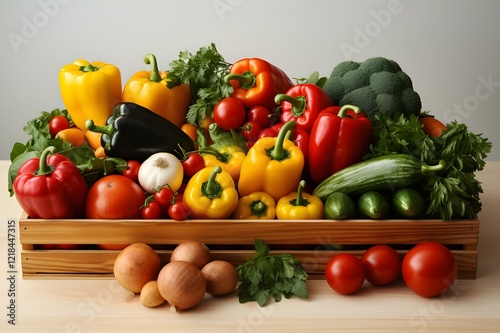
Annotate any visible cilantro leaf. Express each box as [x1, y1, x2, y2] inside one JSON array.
[[236, 239, 308, 307], [166, 43, 233, 126]]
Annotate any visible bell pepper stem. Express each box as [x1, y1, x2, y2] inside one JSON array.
[[274, 94, 307, 117], [85, 119, 115, 137], [144, 53, 162, 83], [268, 120, 295, 161], [224, 72, 255, 90], [79, 63, 99, 72], [250, 200, 268, 217], [292, 180, 309, 207], [338, 104, 361, 118], [202, 165, 223, 199], [35, 146, 56, 176]]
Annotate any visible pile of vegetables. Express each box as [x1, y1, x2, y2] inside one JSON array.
[[6, 44, 492, 307], [113, 239, 306, 311], [8, 43, 491, 223]]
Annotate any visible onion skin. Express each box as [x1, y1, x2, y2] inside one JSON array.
[[157, 261, 207, 311], [170, 241, 211, 269], [201, 260, 238, 296], [140, 280, 165, 308], [113, 243, 161, 294]]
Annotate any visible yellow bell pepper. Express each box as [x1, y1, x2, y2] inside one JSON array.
[[202, 146, 246, 183], [122, 54, 191, 128], [276, 180, 324, 220], [58, 59, 122, 150], [238, 121, 304, 202], [183, 165, 239, 219], [232, 191, 276, 219]]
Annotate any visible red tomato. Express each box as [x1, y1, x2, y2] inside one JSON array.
[[168, 201, 191, 221], [154, 186, 175, 208], [247, 106, 271, 128], [402, 242, 457, 297], [213, 97, 246, 131], [122, 160, 141, 183], [241, 121, 262, 142], [361, 245, 402, 286], [181, 152, 205, 178], [49, 115, 70, 137], [141, 200, 163, 219], [86, 175, 146, 219], [325, 253, 366, 295]]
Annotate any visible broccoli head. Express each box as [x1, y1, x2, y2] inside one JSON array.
[[323, 57, 421, 118]]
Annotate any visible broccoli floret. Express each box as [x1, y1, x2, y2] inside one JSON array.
[[323, 57, 422, 119]]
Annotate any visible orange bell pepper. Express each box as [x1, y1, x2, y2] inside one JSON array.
[[224, 58, 293, 111]]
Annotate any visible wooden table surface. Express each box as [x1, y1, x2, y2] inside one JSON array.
[[1, 160, 499, 333]]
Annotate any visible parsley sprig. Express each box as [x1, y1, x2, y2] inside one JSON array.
[[368, 113, 492, 220], [236, 239, 308, 307], [166, 43, 233, 126]]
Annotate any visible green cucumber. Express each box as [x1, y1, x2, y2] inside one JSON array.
[[357, 191, 391, 219], [313, 154, 445, 201]]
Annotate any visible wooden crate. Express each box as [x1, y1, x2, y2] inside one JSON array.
[[18, 211, 479, 280]]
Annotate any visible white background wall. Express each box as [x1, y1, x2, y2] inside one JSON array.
[[1, 0, 499, 160]]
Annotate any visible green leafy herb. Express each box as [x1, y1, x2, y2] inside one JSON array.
[[166, 43, 233, 126], [424, 121, 492, 220], [367, 113, 436, 162], [368, 112, 492, 220], [236, 239, 308, 307], [294, 71, 327, 88], [8, 109, 126, 196]]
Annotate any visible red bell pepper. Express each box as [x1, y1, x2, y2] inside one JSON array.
[[13, 146, 89, 219], [308, 105, 372, 184], [276, 83, 334, 132], [224, 58, 293, 111]]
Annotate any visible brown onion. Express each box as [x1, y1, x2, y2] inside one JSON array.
[[201, 260, 238, 296], [113, 243, 161, 294], [140, 280, 165, 308], [157, 261, 206, 312], [170, 241, 211, 269]]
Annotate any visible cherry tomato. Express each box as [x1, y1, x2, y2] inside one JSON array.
[[213, 97, 246, 131], [86, 175, 146, 219], [168, 200, 191, 221], [402, 242, 457, 297], [49, 115, 70, 137], [361, 245, 402, 286], [122, 160, 141, 183], [181, 152, 205, 178], [154, 185, 175, 217], [141, 200, 163, 219], [241, 121, 262, 142], [247, 106, 271, 128], [325, 253, 366, 295]]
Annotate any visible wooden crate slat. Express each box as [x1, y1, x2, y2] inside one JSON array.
[[21, 248, 477, 280], [20, 218, 479, 245]]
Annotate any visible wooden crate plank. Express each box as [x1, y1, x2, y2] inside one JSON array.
[[21, 249, 477, 279], [19, 219, 480, 245]]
